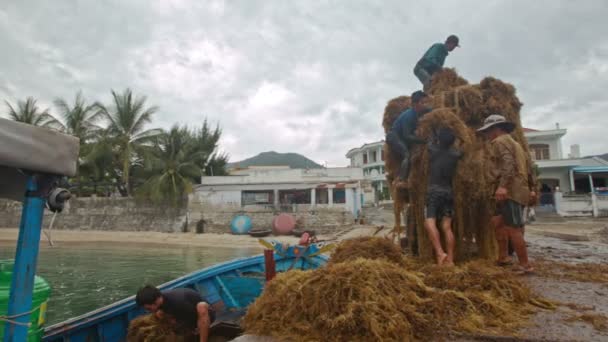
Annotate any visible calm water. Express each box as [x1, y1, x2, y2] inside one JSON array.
[[0, 242, 259, 325]]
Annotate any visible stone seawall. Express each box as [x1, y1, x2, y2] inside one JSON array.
[[0, 197, 355, 234], [0, 197, 187, 233], [188, 202, 355, 235]]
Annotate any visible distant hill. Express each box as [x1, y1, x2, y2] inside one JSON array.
[[228, 151, 323, 169]]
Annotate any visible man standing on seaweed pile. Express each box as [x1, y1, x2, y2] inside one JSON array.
[[385, 90, 431, 189], [414, 35, 460, 90], [478, 115, 534, 275], [424, 128, 463, 266]]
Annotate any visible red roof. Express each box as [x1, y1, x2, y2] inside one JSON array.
[[522, 127, 538, 132]]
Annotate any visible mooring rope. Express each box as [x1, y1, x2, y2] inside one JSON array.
[[0, 305, 41, 327], [42, 208, 57, 247]]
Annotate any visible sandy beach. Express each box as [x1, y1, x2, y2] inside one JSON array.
[[0, 226, 380, 249]]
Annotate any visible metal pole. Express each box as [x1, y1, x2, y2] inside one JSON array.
[[3, 176, 45, 342], [588, 174, 595, 194]]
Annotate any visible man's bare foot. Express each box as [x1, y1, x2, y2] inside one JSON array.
[[513, 265, 534, 275], [496, 257, 513, 267], [436, 253, 448, 265]]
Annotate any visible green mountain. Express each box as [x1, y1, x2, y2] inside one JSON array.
[[228, 151, 323, 169]]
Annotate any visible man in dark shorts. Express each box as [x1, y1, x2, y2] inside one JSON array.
[[136, 285, 215, 342], [424, 127, 463, 266], [478, 114, 534, 274]]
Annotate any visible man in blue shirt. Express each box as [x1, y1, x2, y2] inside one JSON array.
[[414, 35, 460, 90], [386, 90, 431, 188]]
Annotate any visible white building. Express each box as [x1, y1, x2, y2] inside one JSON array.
[[345, 141, 388, 204], [194, 166, 365, 217]]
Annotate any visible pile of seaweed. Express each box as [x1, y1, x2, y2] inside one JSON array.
[[243, 238, 553, 341], [382, 68, 533, 261], [127, 314, 192, 342]]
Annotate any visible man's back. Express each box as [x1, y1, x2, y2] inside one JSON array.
[[161, 288, 202, 329], [489, 134, 530, 205], [391, 108, 417, 141], [428, 144, 462, 189], [418, 43, 448, 73]]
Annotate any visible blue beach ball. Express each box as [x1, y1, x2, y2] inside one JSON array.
[[230, 215, 252, 234]]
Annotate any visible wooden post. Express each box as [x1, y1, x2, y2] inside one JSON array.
[[264, 249, 276, 281]]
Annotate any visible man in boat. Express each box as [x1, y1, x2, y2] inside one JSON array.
[[385, 90, 432, 189], [136, 285, 215, 342], [477, 114, 534, 275], [423, 127, 463, 266], [413, 34, 460, 90]]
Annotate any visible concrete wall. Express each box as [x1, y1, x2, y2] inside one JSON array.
[[554, 192, 593, 217], [187, 196, 355, 234], [0, 197, 187, 232]]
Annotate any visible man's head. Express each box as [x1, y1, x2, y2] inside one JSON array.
[[437, 127, 456, 148], [411, 90, 430, 115], [445, 35, 460, 52], [476, 114, 515, 140], [136, 285, 163, 312]]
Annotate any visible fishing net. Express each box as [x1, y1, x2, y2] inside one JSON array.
[[127, 314, 192, 342], [380, 68, 533, 262], [243, 248, 553, 341]]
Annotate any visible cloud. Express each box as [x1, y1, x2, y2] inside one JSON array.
[[1, 0, 607, 166]]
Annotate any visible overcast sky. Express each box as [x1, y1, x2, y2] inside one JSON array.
[[1, 0, 607, 166]]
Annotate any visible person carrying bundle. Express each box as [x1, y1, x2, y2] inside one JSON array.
[[477, 114, 534, 275], [414, 35, 460, 90], [385, 90, 431, 189], [423, 128, 463, 266]]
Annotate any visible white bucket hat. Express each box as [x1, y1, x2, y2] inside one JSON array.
[[476, 114, 515, 133]]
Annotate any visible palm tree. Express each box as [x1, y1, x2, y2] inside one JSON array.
[[97, 88, 161, 195], [188, 120, 226, 178], [5, 97, 62, 129], [54, 91, 102, 143], [137, 125, 201, 205]]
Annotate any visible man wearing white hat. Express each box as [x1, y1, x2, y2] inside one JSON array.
[[477, 114, 534, 274]]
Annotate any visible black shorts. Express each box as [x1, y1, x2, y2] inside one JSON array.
[[495, 200, 525, 228], [424, 187, 454, 219]]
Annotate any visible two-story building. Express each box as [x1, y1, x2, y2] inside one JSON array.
[[345, 141, 388, 204]]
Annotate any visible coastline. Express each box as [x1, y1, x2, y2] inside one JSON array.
[[0, 226, 379, 249]]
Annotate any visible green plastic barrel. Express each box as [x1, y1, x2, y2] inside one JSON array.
[[0, 260, 51, 342]]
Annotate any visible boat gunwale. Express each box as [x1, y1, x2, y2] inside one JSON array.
[[42, 253, 327, 339]]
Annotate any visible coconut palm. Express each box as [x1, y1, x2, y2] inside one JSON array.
[[137, 125, 202, 205], [54, 91, 102, 143], [187, 120, 228, 177], [97, 88, 161, 195], [5, 97, 62, 129]]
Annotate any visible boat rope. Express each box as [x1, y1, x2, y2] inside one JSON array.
[[0, 305, 40, 327], [42, 207, 57, 247]]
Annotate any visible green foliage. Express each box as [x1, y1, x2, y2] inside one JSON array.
[[5, 97, 62, 129], [5, 92, 228, 201]]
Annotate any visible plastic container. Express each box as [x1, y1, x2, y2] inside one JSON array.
[[230, 215, 253, 235], [272, 214, 296, 235], [0, 260, 51, 341]]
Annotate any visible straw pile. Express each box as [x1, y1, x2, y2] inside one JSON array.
[[382, 68, 533, 261], [243, 238, 553, 341], [329, 236, 407, 266], [127, 314, 191, 342]]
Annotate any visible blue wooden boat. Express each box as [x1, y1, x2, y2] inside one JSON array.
[[41, 240, 332, 342]]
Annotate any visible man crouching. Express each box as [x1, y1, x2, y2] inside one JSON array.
[[136, 285, 215, 342]]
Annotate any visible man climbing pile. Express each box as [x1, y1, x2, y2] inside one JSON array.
[[413, 34, 460, 90], [385, 90, 431, 189]]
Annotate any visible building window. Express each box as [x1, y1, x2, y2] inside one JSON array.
[[316, 188, 329, 204], [242, 190, 274, 205], [334, 189, 346, 204], [371, 151, 377, 163], [363, 154, 368, 164], [279, 189, 311, 204], [530, 144, 550, 160]]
